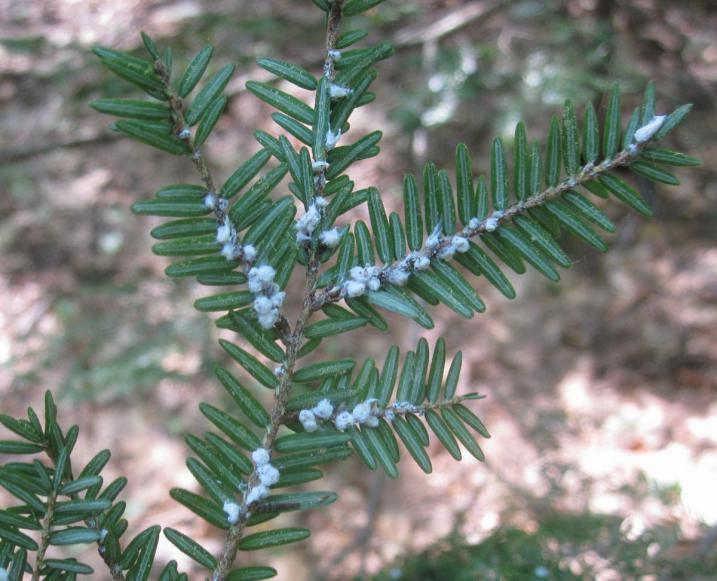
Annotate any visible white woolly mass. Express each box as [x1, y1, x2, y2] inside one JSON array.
[[245, 485, 268, 505], [437, 244, 456, 260], [312, 160, 330, 173], [319, 228, 341, 248], [344, 280, 366, 298], [216, 219, 233, 244], [223, 500, 241, 524], [634, 115, 666, 143], [257, 463, 280, 487], [484, 210, 504, 232], [253, 296, 274, 315], [296, 205, 321, 233], [243, 244, 257, 262], [344, 265, 382, 297], [387, 267, 410, 286], [350, 266, 370, 282], [329, 83, 352, 99], [248, 265, 283, 329], [271, 291, 286, 307], [452, 235, 470, 253], [352, 402, 372, 423], [299, 409, 318, 432], [326, 127, 342, 150], [274, 365, 285, 377], [221, 243, 240, 261], [365, 415, 380, 428], [296, 397, 384, 433], [414, 255, 431, 270], [257, 311, 279, 330], [334, 410, 355, 431], [204, 192, 217, 209], [252, 448, 270, 466], [99, 528, 109, 542], [393, 401, 418, 413], [384, 409, 396, 422], [468, 217, 481, 230], [313, 398, 334, 419], [251, 265, 276, 284], [484, 218, 498, 231], [328, 49, 342, 61], [425, 232, 441, 250], [296, 199, 328, 244], [178, 128, 191, 139]]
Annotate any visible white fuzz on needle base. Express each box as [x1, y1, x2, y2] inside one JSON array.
[[634, 115, 666, 143], [313, 399, 334, 419], [299, 409, 318, 432], [252, 448, 270, 466], [223, 500, 241, 524], [204, 192, 217, 209], [335, 410, 355, 431], [257, 463, 280, 487], [319, 228, 341, 248], [326, 127, 342, 150], [245, 485, 268, 506], [329, 83, 352, 99]]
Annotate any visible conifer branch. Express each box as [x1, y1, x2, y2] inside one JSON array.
[[313, 142, 648, 311], [211, 3, 346, 578], [0, 3, 692, 579]]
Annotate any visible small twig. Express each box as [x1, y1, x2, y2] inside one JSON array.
[[31, 489, 56, 581]]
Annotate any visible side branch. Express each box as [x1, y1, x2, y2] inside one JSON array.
[[312, 145, 643, 311]]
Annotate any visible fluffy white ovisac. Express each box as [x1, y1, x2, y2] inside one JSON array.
[[329, 83, 352, 99], [248, 265, 285, 329], [248, 265, 277, 293], [352, 401, 373, 423], [484, 210, 504, 232], [245, 484, 269, 506], [334, 410, 355, 431], [312, 160, 330, 173], [326, 127, 342, 150], [295, 197, 328, 244], [256, 463, 280, 487], [216, 222, 233, 245], [342, 265, 381, 298], [251, 447, 270, 466], [634, 115, 666, 143], [299, 409, 318, 432], [312, 398, 334, 419], [204, 192, 217, 209], [223, 500, 242, 524], [319, 228, 341, 248]]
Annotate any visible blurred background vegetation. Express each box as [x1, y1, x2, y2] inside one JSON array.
[[1, 0, 715, 578]]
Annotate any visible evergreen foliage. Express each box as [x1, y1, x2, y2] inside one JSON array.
[[0, 1, 699, 579]]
